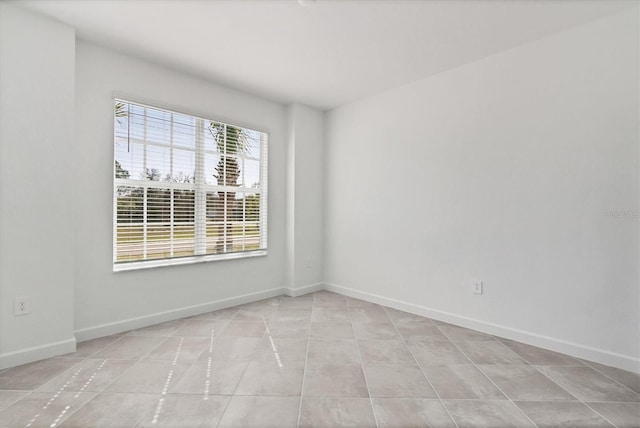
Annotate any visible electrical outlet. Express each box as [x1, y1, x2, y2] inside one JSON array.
[[14, 296, 30, 316], [305, 259, 312, 269], [471, 279, 483, 295]]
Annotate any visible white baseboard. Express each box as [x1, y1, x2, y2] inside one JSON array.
[[75, 287, 286, 342], [324, 282, 640, 374], [0, 337, 76, 370], [284, 282, 324, 297]]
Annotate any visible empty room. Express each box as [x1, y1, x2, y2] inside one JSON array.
[[0, 0, 639, 427]]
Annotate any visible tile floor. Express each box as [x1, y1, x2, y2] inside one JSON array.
[[0, 291, 638, 427]]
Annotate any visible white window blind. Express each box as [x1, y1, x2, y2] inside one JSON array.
[[113, 99, 268, 270]]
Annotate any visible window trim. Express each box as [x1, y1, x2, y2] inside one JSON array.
[[112, 95, 269, 271]]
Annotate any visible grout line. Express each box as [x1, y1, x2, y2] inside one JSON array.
[[295, 293, 316, 428], [579, 360, 640, 397], [382, 306, 460, 428], [347, 296, 380, 428], [434, 327, 540, 427]]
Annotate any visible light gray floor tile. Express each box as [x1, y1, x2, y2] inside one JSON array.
[[584, 361, 640, 394], [62, 335, 122, 358], [104, 360, 190, 393], [364, 363, 437, 398], [437, 324, 496, 342], [299, 397, 376, 428], [0, 358, 83, 390], [349, 306, 392, 324], [234, 360, 304, 396], [310, 321, 354, 339], [0, 390, 28, 412], [444, 400, 536, 427], [587, 401, 640, 428], [36, 358, 137, 393], [266, 321, 310, 338], [206, 337, 261, 361], [423, 364, 505, 400], [457, 340, 528, 365], [92, 336, 166, 359], [372, 398, 456, 428], [353, 322, 400, 340], [60, 392, 157, 427], [0, 391, 95, 428], [395, 320, 449, 342], [358, 340, 414, 363], [311, 307, 350, 322], [270, 308, 312, 322], [307, 339, 361, 365], [407, 341, 470, 366], [145, 336, 209, 362], [218, 396, 299, 428], [220, 320, 267, 337], [538, 366, 640, 402], [481, 364, 575, 401], [138, 394, 229, 427], [385, 308, 434, 325], [500, 339, 584, 366], [303, 363, 369, 397], [172, 319, 229, 337], [516, 400, 615, 427], [251, 338, 308, 363], [170, 360, 248, 395], [125, 319, 186, 337]]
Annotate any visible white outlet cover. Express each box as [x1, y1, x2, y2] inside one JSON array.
[[14, 296, 30, 315], [472, 280, 483, 294]]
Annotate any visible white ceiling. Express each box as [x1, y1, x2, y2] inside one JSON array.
[[20, 0, 636, 110]]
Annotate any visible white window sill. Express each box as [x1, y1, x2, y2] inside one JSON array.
[[113, 250, 267, 272]]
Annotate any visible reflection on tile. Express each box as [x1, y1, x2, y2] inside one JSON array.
[[0, 391, 95, 428], [587, 401, 640, 428], [138, 394, 229, 427], [0, 358, 83, 390], [36, 358, 137, 393], [218, 396, 299, 428], [444, 399, 535, 427], [303, 364, 369, 397], [146, 336, 208, 362], [364, 363, 436, 398], [170, 360, 248, 395], [252, 338, 308, 363], [457, 341, 527, 365], [480, 365, 574, 401], [207, 337, 261, 361], [423, 364, 505, 400], [234, 360, 304, 396], [358, 340, 414, 363], [61, 392, 157, 427], [105, 360, 190, 393], [516, 401, 614, 428], [500, 339, 583, 366], [299, 397, 375, 428], [172, 319, 229, 337], [538, 366, 640, 402], [372, 398, 456, 428], [93, 336, 165, 360]]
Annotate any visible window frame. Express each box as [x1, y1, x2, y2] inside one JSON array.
[[112, 97, 268, 272]]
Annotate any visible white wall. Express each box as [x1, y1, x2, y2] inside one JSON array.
[[325, 8, 639, 371], [74, 41, 288, 338], [285, 105, 324, 291], [0, 4, 76, 367]]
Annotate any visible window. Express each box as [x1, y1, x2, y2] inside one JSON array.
[[113, 99, 268, 270]]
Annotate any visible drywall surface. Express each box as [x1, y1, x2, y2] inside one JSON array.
[[325, 8, 639, 369], [74, 41, 287, 333], [286, 104, 324, 290], [0, 4, 76, 367]]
